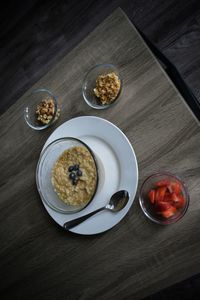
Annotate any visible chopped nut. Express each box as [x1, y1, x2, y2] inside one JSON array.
[[35, 96, 57, 125], [93, 72, 121, 105]]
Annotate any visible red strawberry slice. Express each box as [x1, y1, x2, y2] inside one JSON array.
[[148, 189, 156, 204], [156, 186, 167, 202], [156, 201, 172, 212], [154, 189, 160, 203], [163, 192, 173, 203], [169, 181, 182, 194], [171, 192, 179, 202], [171, 193, 185, 209], [161, 206, 176, 218], [155, 180, 170, 187]]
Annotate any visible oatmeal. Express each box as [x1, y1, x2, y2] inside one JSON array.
[[51, 146, 97, 206], [93, 72, 121, 105]]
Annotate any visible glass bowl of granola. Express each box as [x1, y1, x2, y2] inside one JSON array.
[[24, 88, 60, 130], [82, 64, 122, 109]]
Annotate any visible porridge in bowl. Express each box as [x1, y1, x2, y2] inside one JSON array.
[[51, 146, 97, 206]]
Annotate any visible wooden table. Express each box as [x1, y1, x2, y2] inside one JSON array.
[[0, 8, 200, 300]]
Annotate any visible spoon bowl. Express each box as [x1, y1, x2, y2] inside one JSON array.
[[106, 190, 129, 212]]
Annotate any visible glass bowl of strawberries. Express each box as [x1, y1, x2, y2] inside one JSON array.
[[139, 172, 189, 225]]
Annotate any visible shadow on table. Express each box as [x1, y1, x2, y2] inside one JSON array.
[[143, 273, 200, 300]]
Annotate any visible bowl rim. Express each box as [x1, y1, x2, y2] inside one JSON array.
[[139, 172, 190, 225], [82, 63, 122, 110], [24, 88, 58, 130], [36, 137, 99, 214]]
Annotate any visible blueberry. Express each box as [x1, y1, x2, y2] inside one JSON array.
[[69, 172, 76, 180], [76, 170, 82, 177], [68, 165, 74, 172], [73, 164, 79, 171]]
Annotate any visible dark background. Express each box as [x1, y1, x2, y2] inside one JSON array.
[[1, 0, 200, 299]]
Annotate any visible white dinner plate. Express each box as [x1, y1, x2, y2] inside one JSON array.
[[40, 116, 138, 235]]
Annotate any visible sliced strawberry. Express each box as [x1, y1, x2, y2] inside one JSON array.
[[171, 192, 179, 203], [161, 206, 176, 218], [154, 189, 160, 203], [167, 184, 173, 194], [171, 193, 185, 209], [163, 193, 172, 203], [156, 201, 171, 212], [169, 181, 182, 194], [155, 179, 170, 187], [148, 189, 156, 204], [174, 197, 185, 209], [156, 186, 167, 202]]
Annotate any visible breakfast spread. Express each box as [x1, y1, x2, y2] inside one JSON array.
[[93, 72, 121, 105], [51, 146, 97, 206], [33, 64, 189, 227], [147, 179, 186, 218]]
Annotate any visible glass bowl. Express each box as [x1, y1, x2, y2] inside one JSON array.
[[36, 137, 98, 214], [139, 172, 189, 225], [24, 88, 59, 130], [82, 63, 122, 109]]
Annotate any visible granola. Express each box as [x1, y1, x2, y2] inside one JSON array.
[[36, 96, 55, 125], [94, 72, 121, 105]]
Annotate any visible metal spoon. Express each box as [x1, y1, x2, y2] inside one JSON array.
[[63, 190, 129, 230]]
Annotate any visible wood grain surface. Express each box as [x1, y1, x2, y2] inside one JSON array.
[[0, 8, 200, 300], [0, 0, 200, 115]]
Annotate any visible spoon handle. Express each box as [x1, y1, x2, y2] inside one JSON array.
[[63, 206, 105, 230]]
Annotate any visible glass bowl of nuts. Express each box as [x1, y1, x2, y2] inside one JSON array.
[[24, 88, 60, 130], [82, 63, 122, 109]]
